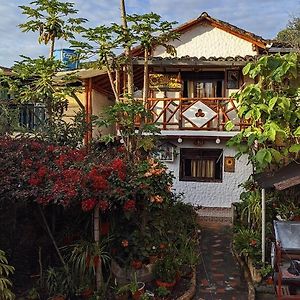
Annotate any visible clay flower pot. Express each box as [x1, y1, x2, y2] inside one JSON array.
[[132, 282, 145, 300], [155, 279, 176, 290]]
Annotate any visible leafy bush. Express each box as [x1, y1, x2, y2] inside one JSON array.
[[233, 228, 261, 262], [152, 256, 178, 283], [0, 250, 15, 300]]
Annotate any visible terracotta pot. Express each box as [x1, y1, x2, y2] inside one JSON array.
[[81, 288, 93, 299], [293, 215, 300, 221], [155, 279, 176, 290], [132, 282, 145, 300], [266, 276, 273, 285], [48, 296, 66, 300]]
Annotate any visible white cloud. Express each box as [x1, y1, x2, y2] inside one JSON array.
[[0, 0, 298, 67]]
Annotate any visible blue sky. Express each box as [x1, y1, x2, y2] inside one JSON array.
[[0, 0, 299, 67]]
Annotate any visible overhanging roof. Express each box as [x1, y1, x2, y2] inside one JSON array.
[[255, 161, 300, 190], [132, 55, 258, 67]]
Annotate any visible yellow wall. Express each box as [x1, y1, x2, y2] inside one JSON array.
[[92, 90, 115, 137]]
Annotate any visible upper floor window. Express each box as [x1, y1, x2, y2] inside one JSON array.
[[182, 71, 225, 98]]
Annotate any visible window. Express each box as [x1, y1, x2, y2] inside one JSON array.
[[19, 104, 46, 130], [180, 148, 223, 182], [181, 71, 225, 98]]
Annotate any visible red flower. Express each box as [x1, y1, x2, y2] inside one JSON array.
[[62, 169, 82, 184], [37, 166, 48, 178], [88, 169, 108, 191], [55, 154, 67, 167], [121, 239, 129, 247], [28, 176, 40, 186], [117, 146, 126, 153], [111, 158, 126, 180], [81, 199, 97, 212], [22, 159, 33, 168], [46, 145, 56, 152], [111, 158, 124, 172], [30, 141, 42, 150], [99, 200, 109, 211], [123, 200, 136, 212], [250, 239, 257, 247]]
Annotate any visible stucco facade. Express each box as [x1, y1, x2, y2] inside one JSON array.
[[154, 23, 258, 58], [164, 140, 252, 208]]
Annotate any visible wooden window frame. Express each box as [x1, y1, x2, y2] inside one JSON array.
[[179, 148, 223, 183]]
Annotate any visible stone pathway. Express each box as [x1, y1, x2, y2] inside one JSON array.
[[194, 224, 248, 300]]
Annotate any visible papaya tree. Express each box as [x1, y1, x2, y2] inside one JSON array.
[[19, 0, 86, 58], [227, 53, 300, 172]]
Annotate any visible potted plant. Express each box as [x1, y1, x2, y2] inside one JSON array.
[[155, 286, 171, 300], [114, 273, 145, 300], [129, 273, 145, 300], [114, 285, 130, 300], [152, 256, 177, 290]]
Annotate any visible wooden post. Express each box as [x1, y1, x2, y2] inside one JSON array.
[[262, 188, 266, 264]]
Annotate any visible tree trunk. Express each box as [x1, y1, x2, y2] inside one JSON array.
[[49, 37, 55, 58], [142, 48, 149, 104], [120, 0, 134, 98], [105, 58, 120, 102], [94, 204, 102, 291]]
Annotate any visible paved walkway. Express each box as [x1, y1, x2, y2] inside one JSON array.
[[194, 224, 248, 300]]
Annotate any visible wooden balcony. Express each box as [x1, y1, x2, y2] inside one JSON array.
[[144, 97, 246, 131]]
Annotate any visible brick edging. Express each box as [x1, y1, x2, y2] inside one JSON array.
[[231, 243, 256, 300], [176, 267, 197, 300]]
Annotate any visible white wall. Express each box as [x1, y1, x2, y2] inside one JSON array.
[[165, 139, 252, 207], [154, 23, 257, 58]]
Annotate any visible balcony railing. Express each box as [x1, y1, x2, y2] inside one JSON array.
[[144, 97, 247, 131]]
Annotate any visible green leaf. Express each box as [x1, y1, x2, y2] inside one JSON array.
[[269, 148, 282, 163], [256, 149, 272, 165], [294, 126, 300, 137], [268, 96, 278, 110], [225, 120, 235, 131], [289, 144, 300, 153], [242, 63, 252, 76]]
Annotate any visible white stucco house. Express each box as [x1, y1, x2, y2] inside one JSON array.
[[75, 12, 290, 216]]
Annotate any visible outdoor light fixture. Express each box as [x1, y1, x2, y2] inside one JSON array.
[[177, 137, 183, 143], [215, 138, 221, 144]]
